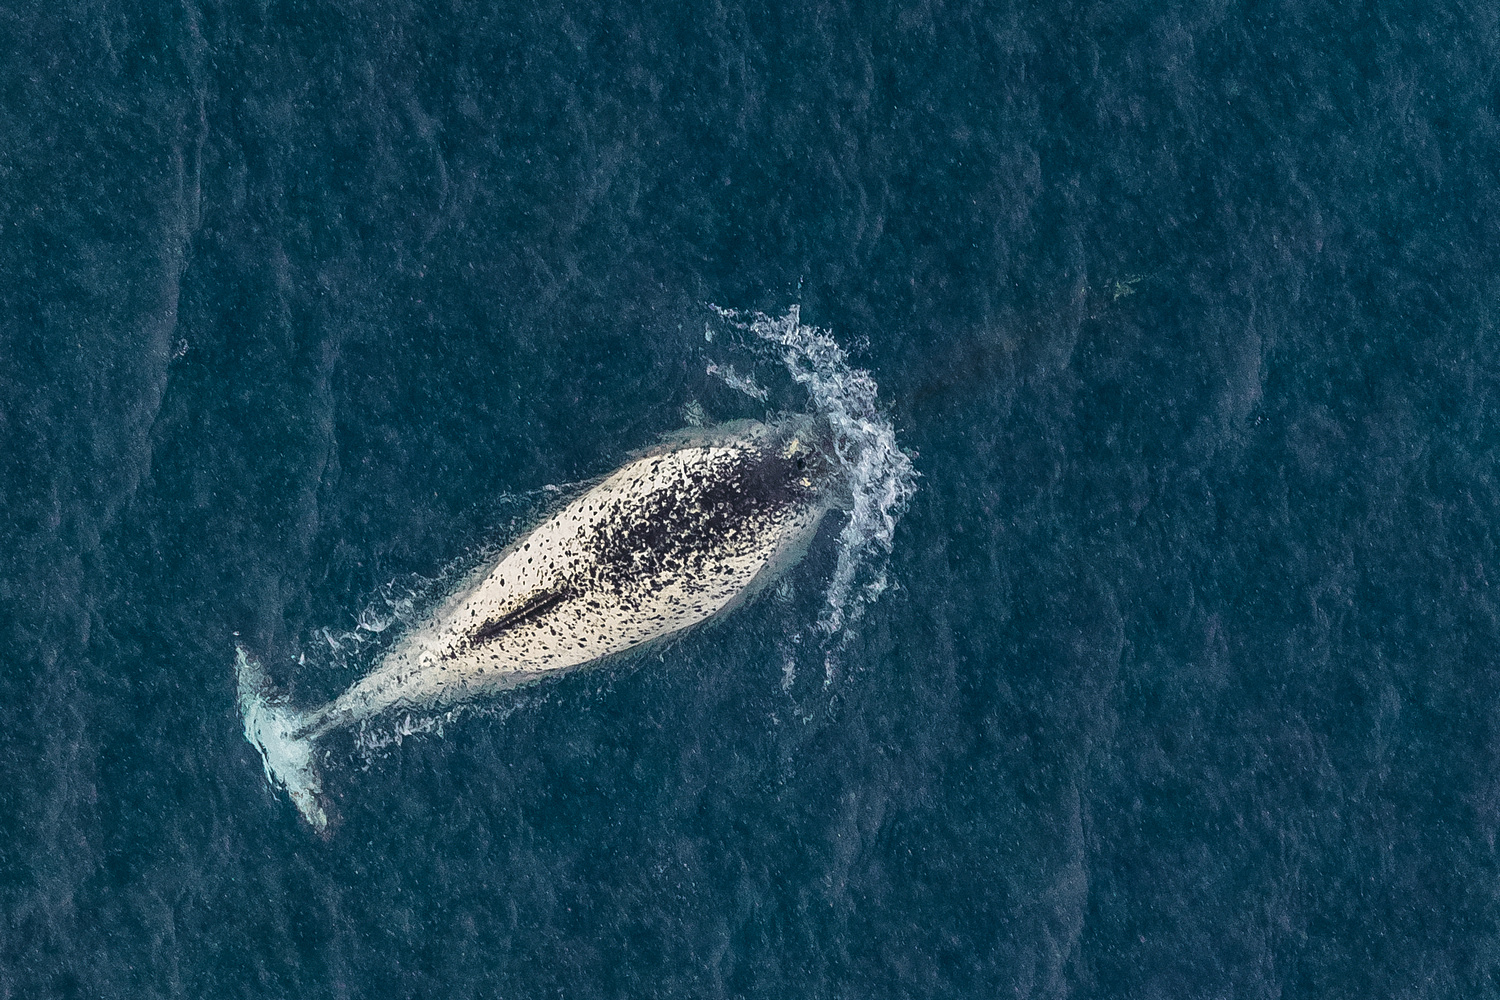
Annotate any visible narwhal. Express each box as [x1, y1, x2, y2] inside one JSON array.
[[237, 416, 838, 832]]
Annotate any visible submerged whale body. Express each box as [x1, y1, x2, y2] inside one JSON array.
[[238, 416, 838, 832]]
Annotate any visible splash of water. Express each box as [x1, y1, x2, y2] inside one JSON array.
[[705, 361, 770, 401], [709, 305, 918, 648], [351, 695, 534, 755]]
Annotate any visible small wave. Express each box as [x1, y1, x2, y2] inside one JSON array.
[[706, 361, 770, 401], [299, 573, 439, 678], [709, 305, 917, 666], [351, 695, 533, 756]]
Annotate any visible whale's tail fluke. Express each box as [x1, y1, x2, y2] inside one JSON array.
[[235, 645, 336, 835]]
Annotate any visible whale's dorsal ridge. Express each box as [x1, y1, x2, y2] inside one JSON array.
[[468, 586, 575, 647]]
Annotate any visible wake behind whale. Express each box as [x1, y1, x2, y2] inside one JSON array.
[[238, 416, 839, 832]]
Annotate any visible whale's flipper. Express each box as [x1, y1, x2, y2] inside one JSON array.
[[235, 646, 335, 834]]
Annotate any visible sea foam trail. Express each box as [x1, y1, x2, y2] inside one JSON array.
[[710, 305, 917, 639]]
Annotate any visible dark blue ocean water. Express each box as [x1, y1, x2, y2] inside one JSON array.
[[5, 2, 1500, 996]]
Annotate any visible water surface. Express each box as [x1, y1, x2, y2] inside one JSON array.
[[3, 2, 1498, 997]]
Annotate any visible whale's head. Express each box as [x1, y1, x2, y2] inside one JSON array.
[[749, 415, 841, 510]]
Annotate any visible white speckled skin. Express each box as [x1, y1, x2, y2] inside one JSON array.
[[299, 418, 833, 740]]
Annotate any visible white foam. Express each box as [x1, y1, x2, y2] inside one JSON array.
[[710, 305, 917, 643], [706, 361, 770, 400], [351, 695, 531, 755]]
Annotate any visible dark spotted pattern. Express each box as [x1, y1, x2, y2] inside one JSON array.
[[584, 443, 809, 592], [452, 431, 823, 655]]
